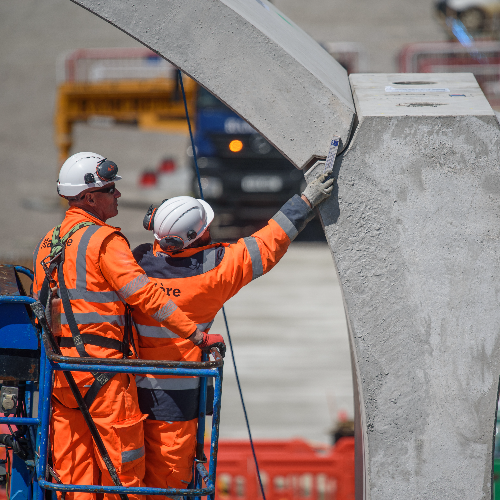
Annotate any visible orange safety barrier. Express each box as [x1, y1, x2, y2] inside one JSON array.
[[205, 437, 354, 500]]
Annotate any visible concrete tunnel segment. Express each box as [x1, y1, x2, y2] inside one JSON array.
[[71, 1, 500, 498], [70, 0, 356, 170]]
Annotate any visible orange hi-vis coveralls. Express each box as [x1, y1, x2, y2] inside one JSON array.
[[132, 195, 314, 495], [32, 207, 199, 500]]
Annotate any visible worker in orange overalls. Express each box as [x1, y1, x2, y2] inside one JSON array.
[[132, 172, 335, 497], [32, 152, 224, 500]]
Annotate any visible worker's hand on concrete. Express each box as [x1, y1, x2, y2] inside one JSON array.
[[301, 173, 335, 208], [198, 332, 226, 358]]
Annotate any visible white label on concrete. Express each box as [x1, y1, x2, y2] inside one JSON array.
[[324, 136, 339, 174], [385, 86, 450, 93]]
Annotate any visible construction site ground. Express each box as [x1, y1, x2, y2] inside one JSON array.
[[1, 0, 445, 443]]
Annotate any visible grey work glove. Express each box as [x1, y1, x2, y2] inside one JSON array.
[[301, 173, 335, 208]]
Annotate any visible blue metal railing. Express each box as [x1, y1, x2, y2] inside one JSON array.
[[14, 266, 34, 281], [36, 326, 223, 500], [0, 296, 37, 305], [0, 265, 223, 500], [0, 275, 40, 500]]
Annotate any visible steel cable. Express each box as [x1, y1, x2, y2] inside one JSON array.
[[178, 70, 267, 500]]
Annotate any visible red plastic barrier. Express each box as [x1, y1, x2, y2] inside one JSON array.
[[205, 437, 354, 500]]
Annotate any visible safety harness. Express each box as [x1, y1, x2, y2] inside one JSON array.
[[38, 221, 134, 500], [40, 221, 135, 406]]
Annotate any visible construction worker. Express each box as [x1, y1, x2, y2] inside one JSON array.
[[132, 172, 335, 496], [32, 152, 224, 500]]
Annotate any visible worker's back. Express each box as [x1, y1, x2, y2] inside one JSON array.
[[132, 224, 289, 364], [131, 181, 327, 491]]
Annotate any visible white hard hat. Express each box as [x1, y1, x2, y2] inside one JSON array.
[[57, 152, 122, 197], [144, 196, 214, 252]]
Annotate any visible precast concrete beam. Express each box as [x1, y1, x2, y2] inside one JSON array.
[[70, 0, 356, 169], [313, 73, 500, 499]]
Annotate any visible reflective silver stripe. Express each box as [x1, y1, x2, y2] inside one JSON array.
[[136, 324, 177, 339], [122, 446, 145, 464], [137, 320, 215, 339], [67, 225, 121, 303], [152, 300, 177, 323], [272, 210, 299, 241], [243, 237, 264, 281], [61, 312, 126, 326], [136, 376, 200, 390], [75, 225, 101, 290], [67, 289, 120, 303], [198, 320, 214, 331], [118, 274, 150, 300], [202, 247, 217, 274]]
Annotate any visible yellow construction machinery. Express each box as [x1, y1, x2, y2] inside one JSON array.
[[54, 48, 196, 165]]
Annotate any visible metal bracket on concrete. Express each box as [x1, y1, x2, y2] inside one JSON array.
[[323, 136, 340, 175], [303, 136, 340, 185]]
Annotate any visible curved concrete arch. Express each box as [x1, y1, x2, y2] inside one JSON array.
[[70, 0, 356, 169], [68, 2, 500, 499]]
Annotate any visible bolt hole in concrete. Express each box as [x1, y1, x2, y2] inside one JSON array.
[[392, 81, 438, 85], [397, 103, 446, 107]]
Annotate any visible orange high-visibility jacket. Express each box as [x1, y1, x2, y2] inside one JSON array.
[[132, 195, 313, 421], [33, 207, 198, 390]]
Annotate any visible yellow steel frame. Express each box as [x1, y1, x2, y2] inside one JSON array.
[[54, 77, 197, 164]]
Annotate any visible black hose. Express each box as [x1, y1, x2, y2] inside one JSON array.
[[0, 432, 29, 461]]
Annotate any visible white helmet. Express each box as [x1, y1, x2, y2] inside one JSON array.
[[57, 152, 122, 197], [143, 196, 214, 252]]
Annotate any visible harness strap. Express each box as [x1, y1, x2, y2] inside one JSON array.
[[58, 246, 91, 359], [40, 221, 134, 407], [83, 376, 113, 409], [29, 302, 129, 500], [49, 221, 94, 260], [58, 334, 132, 355], [39, 222, 95, 306], [39, 260, 58, 310], [58, 245, 115, 407]]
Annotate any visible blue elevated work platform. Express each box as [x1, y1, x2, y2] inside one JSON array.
[[0, 264, 223, 500]]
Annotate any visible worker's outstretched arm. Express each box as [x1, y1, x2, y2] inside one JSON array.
[[100, 235, 198, 339], [217, 173, 335, 301]]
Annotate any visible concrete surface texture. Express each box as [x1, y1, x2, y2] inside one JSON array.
[[71, 0, 355, 167], [318, 73, 500, 499]]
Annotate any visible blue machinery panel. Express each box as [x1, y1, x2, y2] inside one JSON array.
[[0, 265, 223, 500]]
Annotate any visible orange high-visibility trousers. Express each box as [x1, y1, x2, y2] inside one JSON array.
[[143, 419, 198, 500], [51, 373, 147, 500]]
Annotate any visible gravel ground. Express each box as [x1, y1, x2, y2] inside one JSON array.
[[0, 0, 445, 442]]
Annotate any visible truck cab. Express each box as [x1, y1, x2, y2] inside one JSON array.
[[191, 88, 304, 223]]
